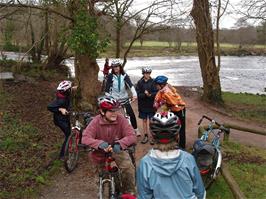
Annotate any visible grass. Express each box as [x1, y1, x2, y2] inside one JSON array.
[[222, 92, 266, 123], [100, 41, 265, 57], [0, 91, 62, 199], [205, 141, 266, 199], [206, 177, 234, 199], [223, 142, 266, 199]]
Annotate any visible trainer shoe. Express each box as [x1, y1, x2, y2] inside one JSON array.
[[135, 128, 141, 137], [141, 135, 148, 144]]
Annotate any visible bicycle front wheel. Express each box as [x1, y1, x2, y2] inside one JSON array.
[[64, 129, 79, 172]]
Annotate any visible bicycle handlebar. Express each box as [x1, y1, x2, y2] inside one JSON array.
[[198, 115, 230, 133]]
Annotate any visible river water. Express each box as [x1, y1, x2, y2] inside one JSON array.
[[1, 52, 265, 94]]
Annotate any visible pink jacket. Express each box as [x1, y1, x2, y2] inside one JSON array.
[[82, 114, 137, 150]]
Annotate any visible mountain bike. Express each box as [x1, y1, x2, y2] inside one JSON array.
[[64, 111, 93, 172], [98, 150, 122, 199], [192, 115, 230, 189], [91, 145, 136, 199]]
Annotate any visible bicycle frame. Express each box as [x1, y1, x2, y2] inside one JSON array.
[[196, 115, 229, 187], [64, 112, 92, 172]]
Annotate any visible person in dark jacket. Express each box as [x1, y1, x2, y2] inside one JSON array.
[[136, 67, 158, 144], [47, 80, 77, 159]]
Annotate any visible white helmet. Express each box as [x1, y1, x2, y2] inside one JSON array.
[[142, 66, 152, 74], [57, 80, 72, 92], [150, 112, 181, 143], [111, 59, 122, 67]]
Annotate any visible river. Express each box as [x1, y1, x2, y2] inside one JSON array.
[[65, 56, 266, 94], [1, 52, 265, 94]]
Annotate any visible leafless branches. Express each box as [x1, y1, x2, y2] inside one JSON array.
[[240, 0, 266, 20]]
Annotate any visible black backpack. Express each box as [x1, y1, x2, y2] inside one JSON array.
[[192, 139, 216, 169]]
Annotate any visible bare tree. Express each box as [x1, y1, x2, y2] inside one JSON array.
[[98, 0, 187, 67], [240, 0, 266, 20], [0, 0, 108, 109], [191, 0, 223, 104]]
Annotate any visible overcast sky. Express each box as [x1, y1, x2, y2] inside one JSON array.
[[133, 0, 242, 29]]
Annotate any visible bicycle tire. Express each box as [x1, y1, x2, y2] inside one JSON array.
[[64, 129, 79, 172], [202, 149, 219, 189]]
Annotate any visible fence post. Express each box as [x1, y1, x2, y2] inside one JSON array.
[[221, 163, 246, 199]]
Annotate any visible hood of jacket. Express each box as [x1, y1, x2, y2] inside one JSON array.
[[148, 150, 184, 176]]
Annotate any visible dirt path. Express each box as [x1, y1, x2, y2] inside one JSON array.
[[38, 86, 265, 199]]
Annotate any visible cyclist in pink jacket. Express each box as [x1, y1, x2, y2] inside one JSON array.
[[82, 95, 137, 196]]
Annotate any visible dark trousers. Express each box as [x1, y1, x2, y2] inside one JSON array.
[[124, 102, 138, 129], [173, 108, 186, 149], [55, 120, 71, 157]]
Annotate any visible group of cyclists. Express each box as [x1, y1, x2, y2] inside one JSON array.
[[48, 59, 206, 199]]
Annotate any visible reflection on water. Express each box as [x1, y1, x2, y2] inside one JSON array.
[[2, 52, 265, 94]]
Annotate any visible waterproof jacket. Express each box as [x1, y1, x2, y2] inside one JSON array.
[[105, 73, 137, 100], [82, 114, 137, 150], [47, 92, 70, 125], [137, 149, 206, 199], [154, 84, 185, 112], [136, 77, 158, 113]]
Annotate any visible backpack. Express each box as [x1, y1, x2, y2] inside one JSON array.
[[192, 139, 216, 169]]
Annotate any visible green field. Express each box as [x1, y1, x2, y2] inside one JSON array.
[[100, 40, 265, 58]]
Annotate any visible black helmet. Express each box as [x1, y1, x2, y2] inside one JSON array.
[[150, 112, 181, 144]]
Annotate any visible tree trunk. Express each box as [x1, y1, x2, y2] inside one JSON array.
[[191, 0, 223, 104], [75, 54, 101, 111], [116, 26, 121, 58]]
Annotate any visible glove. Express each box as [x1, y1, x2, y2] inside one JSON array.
[[99, 142, 109, 150], [113, 143, 122, 153]]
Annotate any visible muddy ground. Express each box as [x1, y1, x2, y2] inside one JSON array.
[[3, 77, 265, 199]]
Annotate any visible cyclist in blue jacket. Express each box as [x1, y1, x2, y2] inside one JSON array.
[[137, 112, 206, 199], [47, 80, 77, 160]]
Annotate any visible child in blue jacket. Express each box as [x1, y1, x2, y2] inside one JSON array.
[[137, 112, 206, 199]]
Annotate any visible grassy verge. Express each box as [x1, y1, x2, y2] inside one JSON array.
[[223, 142, 266, 199], [206, 141, 266, 199], [0, 83, 62, 199], [222, 92, 266, 124]]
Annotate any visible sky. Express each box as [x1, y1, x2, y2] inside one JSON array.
[[133, 0, 243, 29]]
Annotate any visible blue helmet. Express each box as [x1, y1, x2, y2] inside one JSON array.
[[154, 75, 168, 84]]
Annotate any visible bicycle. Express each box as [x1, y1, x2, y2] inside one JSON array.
[[64, 111, 93, 172], [88, 145, 136, 199], [192, 115, 230, 189]]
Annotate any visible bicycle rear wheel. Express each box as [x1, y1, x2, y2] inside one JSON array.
[[201, 149, 219, 189], [64, 129, 79, 172]]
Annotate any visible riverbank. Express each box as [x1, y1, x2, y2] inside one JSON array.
[[100, 42, 266, 58]]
